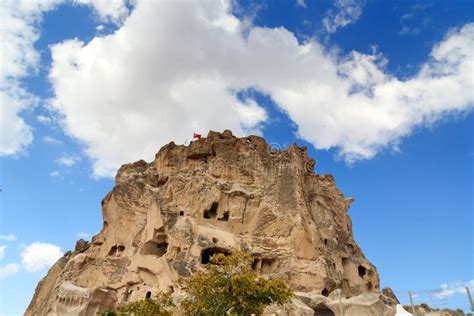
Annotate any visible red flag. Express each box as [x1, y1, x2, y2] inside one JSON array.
[[193, 133, 202, 139]]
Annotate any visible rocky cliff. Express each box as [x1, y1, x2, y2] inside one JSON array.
[[26, 130, 396, 315]]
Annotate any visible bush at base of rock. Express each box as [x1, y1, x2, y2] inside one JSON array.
[[99, 293, 174, 316], [180, 251, 294, 315]]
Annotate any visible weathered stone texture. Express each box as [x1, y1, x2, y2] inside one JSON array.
[[26, 130, 393, 316]]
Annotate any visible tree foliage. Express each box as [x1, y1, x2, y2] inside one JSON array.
[[99, 292, 174, 316], [180, 251, 293, 315]]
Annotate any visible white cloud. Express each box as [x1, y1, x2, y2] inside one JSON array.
[[0, 0, 63, 157], [0, 0, 131, 157], [322, 0, 366, 33], [296, 0, 306, 8], [36, 115, 53, 124], [399, 4, 431, 35], [73, 0, 130, 24], [434, 280, 474, 299], [46, 1, 474, 177], [56, 154, 80, 166], [42, 136, 62, 144], [0, 234, 17, 241], [77, 232, 91, 239], [0, 263, 19, 280], [20, 242, 62, 272], [50, 170, 60, 177], [0, 245, 6, 260]]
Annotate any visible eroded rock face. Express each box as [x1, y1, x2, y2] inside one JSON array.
[[26, 130, 384, 315]]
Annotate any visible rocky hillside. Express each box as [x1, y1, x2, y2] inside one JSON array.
[[26, 130, 398, 315]]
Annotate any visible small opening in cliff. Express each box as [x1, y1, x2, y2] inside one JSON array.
[[313, 303, 335, 316], [252, 258, 261, 270], [108, 245, 125, 256], [218, 211, 229, 221], [179, 211, 184, 216], [203, 202, 219, 219], [358, 265, 367, 278], [201, 247, 230, 264], [321, 288, 329, 297], [367, 281, 373, 291], [141, 240, 168, 257], [342, 257, 349, 266], [212, 237, 218, 243], [124, 290, 133, 302], [261, 258, 277, 274], [324, 239, 328, 246], [145, 291, 152, 299]]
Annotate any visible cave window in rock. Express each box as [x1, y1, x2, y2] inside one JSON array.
[[203, 202, 219, 219], [313, 303, 335, 316], [321, 288, 329, 297], [124, 290, 133, 302], [141, 240, 169, 257], [367, 282, 373, 291], [324, 239, 328, 246], [261, 258, 277, 274], [201, 247, 230, 264], [108, 245, 125, 256], [179, 211, 184, 216], [358, 265, 367, 278], [218, 211, 229, 221], [145, 291, 152, 299], [252, 258, 262, 271]]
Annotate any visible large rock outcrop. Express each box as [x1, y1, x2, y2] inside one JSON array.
[[26, 130, 393, 315]]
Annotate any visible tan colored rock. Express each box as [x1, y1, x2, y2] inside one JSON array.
[[26, 130, 388, 315]]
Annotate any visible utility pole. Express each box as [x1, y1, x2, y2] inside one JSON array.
[[409, 291, 417, 316], [466, 287, 474, 312]]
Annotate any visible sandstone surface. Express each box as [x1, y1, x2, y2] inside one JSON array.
[[26, 130, 395, 315]]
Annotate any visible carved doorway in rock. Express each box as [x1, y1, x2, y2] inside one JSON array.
[[313, 303, 335, 316]]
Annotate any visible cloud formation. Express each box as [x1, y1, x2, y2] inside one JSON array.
[[46, 1, 474, 176], [56, 154, 80, 167], [0, 0, 131, 157], [0, 234, 17, 241], [20, 242, 62, 272], [0, 0, 63, 156], [2, 1, 473, 176], [0, 245, 6, 260], [77, 232, 91, 239], [435, 280, 474, 299], [322, 0, 366, 33], [0, 263, 19, 280]]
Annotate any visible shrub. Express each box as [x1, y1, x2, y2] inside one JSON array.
[[99, 292, 174, 316], [180, 251, 293, 315]]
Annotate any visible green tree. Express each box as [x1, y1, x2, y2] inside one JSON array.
[[99, 292, 174, 316], [180, 251, 293, 315]]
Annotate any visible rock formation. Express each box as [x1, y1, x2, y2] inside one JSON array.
[[26, 130, 396, 315]]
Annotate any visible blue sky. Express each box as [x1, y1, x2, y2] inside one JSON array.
[[0, 0, 473, 315]]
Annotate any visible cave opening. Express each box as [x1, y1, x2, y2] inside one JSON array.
[[358, 265, 367, 278], [321, 288, 329, 297], [141, 240, 168, 257], [203, 202, 219, 219], [313, 303, 335, 316], [108, 245, 125, 256], [201, 247, 230, 264], [261, 258, 277, 274], [145, 291, 151, 299], [218, 211, 229, 221]]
